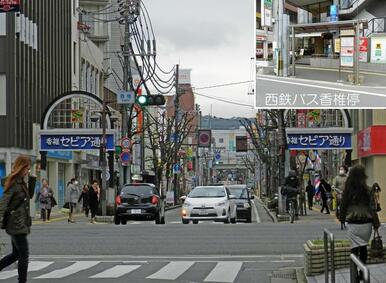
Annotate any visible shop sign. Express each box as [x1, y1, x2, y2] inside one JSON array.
[[296, 110, 307, 128], [40, 132, 114, 151], [358, 126, 386, 158], [46, 151, 73, 160], [330, 5, 338, 22], [261, 0, 272, 27], [371, 37, 386, 63], [0, 0, 19, 12], [359, 37, 368, 62], [286, 128, 352, 150]]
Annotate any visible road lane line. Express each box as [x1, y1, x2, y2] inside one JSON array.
[[33, 261, 100, 279], [204, 261, 243, 283], [252, 199, 261, 223], [146, 261, 194, 280], [296, 66, 386, 77], [257, 76, 386, 97], [89, 265, 141, 278], [0, 261, 53, 280]]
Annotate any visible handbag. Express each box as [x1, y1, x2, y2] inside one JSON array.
[[63, 202, 70, 209], [51, 196, 57, 207], [370, 229, 384, 259]]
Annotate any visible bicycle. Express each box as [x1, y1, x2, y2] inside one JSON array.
[[288, 198, 297, 223]]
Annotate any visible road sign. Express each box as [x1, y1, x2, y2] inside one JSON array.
[[215, 153, 221, 160], [101, 171, 110, 181], [117, 90, 135, 104], [173, 163, 181, 174], [120, 152, 131, 164], [120, 137, 131, 150]]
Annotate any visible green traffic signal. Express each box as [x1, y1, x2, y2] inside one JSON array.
[[136, 94, 166, 106]]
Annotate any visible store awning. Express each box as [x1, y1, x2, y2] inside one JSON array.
[[290, 19, 368, 33], [295, 32, 323, 38]]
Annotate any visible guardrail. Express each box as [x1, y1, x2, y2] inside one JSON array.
[[324, 228, 335, 283], [350, 254, 370, 283]]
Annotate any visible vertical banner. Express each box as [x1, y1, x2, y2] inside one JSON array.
[[359, 37, 368, 62], [0, 0, 20, 13], [261, 0, 272, 27]]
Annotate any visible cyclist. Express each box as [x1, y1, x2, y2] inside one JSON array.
[[281, 170, 300, 217]]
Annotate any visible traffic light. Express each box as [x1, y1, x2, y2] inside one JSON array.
[[136, 94, 166, 106]]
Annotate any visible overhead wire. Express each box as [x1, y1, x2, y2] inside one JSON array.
[[193, 91, 254, 108]]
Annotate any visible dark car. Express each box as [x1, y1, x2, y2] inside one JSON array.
[[227, 185, 254, 223], [114, 183, 165, 225]]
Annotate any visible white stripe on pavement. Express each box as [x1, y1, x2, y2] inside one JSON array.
[[146, 261, 194, 280], [204, 261, 243, 283], [0, 261, 53, 280], [89, 265, 141, 278], [33, 261, 100, 279], [252, 198, 261, 223]]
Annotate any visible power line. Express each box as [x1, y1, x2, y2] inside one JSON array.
[[194, 80, 253, 90], [193, 91, 254, 108]]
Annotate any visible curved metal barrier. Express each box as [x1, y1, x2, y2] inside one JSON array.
[[324, 228, 335, 283], [350, 254, 370, 283]]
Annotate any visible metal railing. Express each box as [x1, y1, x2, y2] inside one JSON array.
[[365, 17, 386, 37], [324, 228, 335, 283], [350, 254, 370, 283]]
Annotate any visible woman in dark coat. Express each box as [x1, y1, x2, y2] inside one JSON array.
[[78, 184, 90, 218], [88, 180, 100, 224], [0, 155, 36, 283], [320, 179, 332, 214], [340, 165, 380, 279]]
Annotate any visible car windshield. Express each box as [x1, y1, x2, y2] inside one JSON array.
[[121, 185, 154, 196], [228, 187, 249, 199], [188, 187, 226, 198]]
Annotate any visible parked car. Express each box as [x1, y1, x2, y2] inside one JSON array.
[[114, 183, 165, 225], [227, 184, 254, 223], [180, 185, 237, 224]]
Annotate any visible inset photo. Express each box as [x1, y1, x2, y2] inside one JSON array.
[[256, 0, 386, 108]]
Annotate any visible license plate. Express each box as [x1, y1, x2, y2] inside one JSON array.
[[131, 209, 141, 214], [199, 209, 208, 215]]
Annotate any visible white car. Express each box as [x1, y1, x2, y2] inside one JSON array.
[[181, 186, 237, 224]]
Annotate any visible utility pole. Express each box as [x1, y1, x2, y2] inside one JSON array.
[[173, 64, 179, 204], [100, 87, 108, 216]]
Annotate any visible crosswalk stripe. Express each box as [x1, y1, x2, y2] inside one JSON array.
[[204, 261, 243, 283], [146, 261, 194, 280], [0, 261, 53, 280], [33, 261, 100, 279], [89, 265, 141, 278]]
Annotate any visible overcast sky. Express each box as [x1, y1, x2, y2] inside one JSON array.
[[143, 0, 255, 118]]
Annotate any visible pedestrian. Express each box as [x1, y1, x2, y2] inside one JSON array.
[[0, 155, 36, 283], [306, 180, 315, 210], [339, 165, 380, 280], [39, 178, 54, 222], [78, 184, 90, 218], [89, 180, 100, 224], [281, 170, 299, 215], [65, 178, 79, 223], [371, 182, 382, 212], [320, 178, 332, 214], [334, 165, 348, 193]]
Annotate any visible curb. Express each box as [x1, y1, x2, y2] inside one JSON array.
[[32, 213, 83, 224], [256, 198, 277, 223]]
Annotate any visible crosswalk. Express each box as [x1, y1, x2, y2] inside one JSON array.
[[0, 258, 298, 282]]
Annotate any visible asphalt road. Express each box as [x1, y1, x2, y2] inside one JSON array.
[[0, 200, 375, 283]]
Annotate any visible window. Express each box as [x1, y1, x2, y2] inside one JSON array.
[[0, 14, 5, 35], [0, 74, 6, 115], [218, 138, 224, 143]]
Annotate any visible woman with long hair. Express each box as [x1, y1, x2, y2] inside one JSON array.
[[339, 165, 380, 277], [0, 155, 36, 283]]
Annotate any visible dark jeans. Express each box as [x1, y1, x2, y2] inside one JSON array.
[[0, 234, 29, 283], [69, 203, 76, 214], [307, 194, 313, 209], [321, 197, 330, 213], [90, 205, 98, 218], [41, 208, 51, 221], [83, 206, 90, 217]]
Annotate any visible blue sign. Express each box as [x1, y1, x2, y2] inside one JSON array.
[[120, 152, 131, 163], [173, 163, 181, 174], [215, 153, 221, 160], [330, 5, 338, 21], [0, 163, 5, 199], [47, 151, 73, 160], [117, 90, 135, 104], [40, 134, 114, 151], [287, 133, 351, 150]]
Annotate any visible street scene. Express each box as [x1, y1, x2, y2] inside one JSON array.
[[0, 1, 386, 283], [256, 0, 386, 108]]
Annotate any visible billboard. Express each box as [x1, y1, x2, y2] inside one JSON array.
[[371, 37, 386, 63], [358, 126, 386, 158], [261, 0, 272, 27]]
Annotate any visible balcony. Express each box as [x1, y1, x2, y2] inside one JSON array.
[[79, 0, 110, 6], [365, 17, 386, 37], [339, 0, 372, 19]]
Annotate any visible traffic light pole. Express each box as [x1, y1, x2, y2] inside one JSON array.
[[173, 64, 179, 204]]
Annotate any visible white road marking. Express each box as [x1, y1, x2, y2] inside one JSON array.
[[252, 198, 261, 223], [0, 261, 53, 280], [204, 261, 243, 283], [33, 261, 100, 279], [146, 261, 194, 280], [296, 65, 386, 77], [257, 76, 386, 97], [89, 265, 141, 278]]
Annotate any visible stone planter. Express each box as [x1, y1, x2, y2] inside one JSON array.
[[304, 239, 385, 276]]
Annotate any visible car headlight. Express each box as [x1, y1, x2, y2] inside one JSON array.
[[243, 203, 250, 208], [217, 201, 226, 206], [183, 201, 192, 207]]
